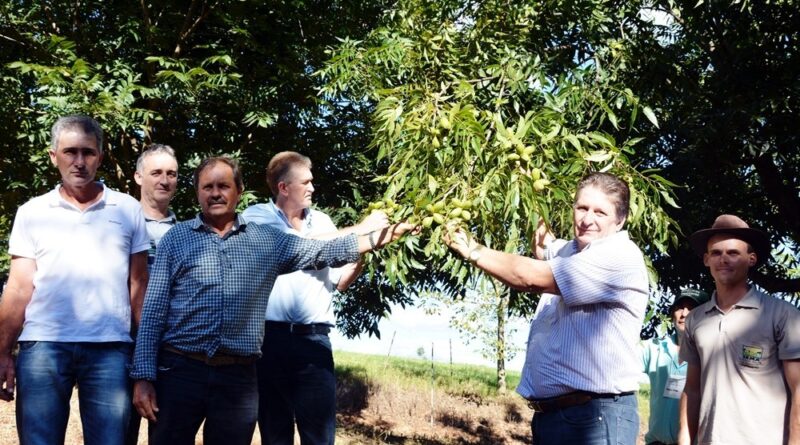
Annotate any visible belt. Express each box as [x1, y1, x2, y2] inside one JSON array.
[[528, 391, 635, 413], [265, 321, 331, 335], [161, 345, 258, 367]]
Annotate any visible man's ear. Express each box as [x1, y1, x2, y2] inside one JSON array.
[[615, 217, 626, 232], [703, 252, 710, 267], [134, 171, 143, 186], [748, 252, 757, 267], [277, 181, 289, 196]]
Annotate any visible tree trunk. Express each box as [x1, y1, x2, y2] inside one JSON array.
[[496, 288, 507, 394]]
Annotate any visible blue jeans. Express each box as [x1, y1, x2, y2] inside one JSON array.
[[257, 330, 336, 445], [531, 393, 639, 445], [149, 350, 258, 445], [15, 341, 133, 445]]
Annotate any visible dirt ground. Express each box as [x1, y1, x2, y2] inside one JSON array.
[[0, 382, 647, 444]]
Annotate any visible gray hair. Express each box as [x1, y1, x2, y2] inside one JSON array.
[[51, 115, 103, 153], [136, 144, 177, 174]]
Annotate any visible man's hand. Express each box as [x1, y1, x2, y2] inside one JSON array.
[[133, 380, 160, 422], [375, 222, 420, 245], [533, 218, 555, 259], [360, 222, 420, 253], [442, 224, 477, 260], [0, 353, 15, 402], [357, 211, 390, 235]]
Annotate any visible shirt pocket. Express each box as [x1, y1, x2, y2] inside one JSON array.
[[732, 338, 777, 373]]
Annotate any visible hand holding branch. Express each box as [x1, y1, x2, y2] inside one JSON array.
[[356, 210, 390, 235], [442, 223, 479, 261], [359, 221, 420, 253]]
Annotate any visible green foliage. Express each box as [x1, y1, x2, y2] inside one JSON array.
[[0, 0, 392, 284], [318, 0, 679, 306], [621, 0, 800, 297]]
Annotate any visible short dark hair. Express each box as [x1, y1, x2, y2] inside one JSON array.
[[193, 156, 244, 192], [575, 172, 630, 221], [136, 144, 177, 174], [51, 115, 103, 153], [266, 151, 312, 196]]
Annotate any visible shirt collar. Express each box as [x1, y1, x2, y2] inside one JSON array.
[[706, 286, 761, 313], [144, 210, 177, 224], [574, 230, 629, 252], [269, 200, 312, 233], [191, 213, 246, 233], [48, 182, 111, 209]]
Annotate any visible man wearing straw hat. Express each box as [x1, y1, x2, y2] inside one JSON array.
[[678, 214, 800, 445]]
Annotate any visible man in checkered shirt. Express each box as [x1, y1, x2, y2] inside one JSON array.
[[129, 156, 415, 445]]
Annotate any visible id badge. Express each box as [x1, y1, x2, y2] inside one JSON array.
[[740, 344, 764, 368], [663, 374, 686, 399]]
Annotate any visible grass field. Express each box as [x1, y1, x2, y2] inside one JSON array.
[[0, 351, 650, 444]]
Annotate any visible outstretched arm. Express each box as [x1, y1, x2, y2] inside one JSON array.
[[444, 227, 558, 294], [356, 222, 418, 253], [309, 211, 388, 291]]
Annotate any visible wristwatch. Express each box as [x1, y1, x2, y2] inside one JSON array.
[[467, 245, 482, 264]]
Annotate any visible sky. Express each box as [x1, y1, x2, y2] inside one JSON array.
[[330, 303, 530, 371]]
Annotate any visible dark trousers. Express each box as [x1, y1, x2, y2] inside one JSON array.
[[532, 393, 639, 445], [149, 350, 258, 445], [257, 328, 336, 445]]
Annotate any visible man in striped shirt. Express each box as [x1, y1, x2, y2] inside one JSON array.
[[446, 172, 648, 445]]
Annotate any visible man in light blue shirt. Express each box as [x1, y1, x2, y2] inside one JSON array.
[[243, 151, 387, 445], [446, 172, 649, 445], [642, 288, 709, 445]]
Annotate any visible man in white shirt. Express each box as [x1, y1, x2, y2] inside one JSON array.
[[243, 151, 387, 445], [0, 115, 150, 445]]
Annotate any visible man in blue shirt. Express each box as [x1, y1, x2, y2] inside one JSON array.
[[129, 156, 415, 445], [642, 288, 709, 445]]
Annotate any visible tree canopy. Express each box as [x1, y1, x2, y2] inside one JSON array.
[[621, 0, 800, 298], [1, 0, 798, 341]]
